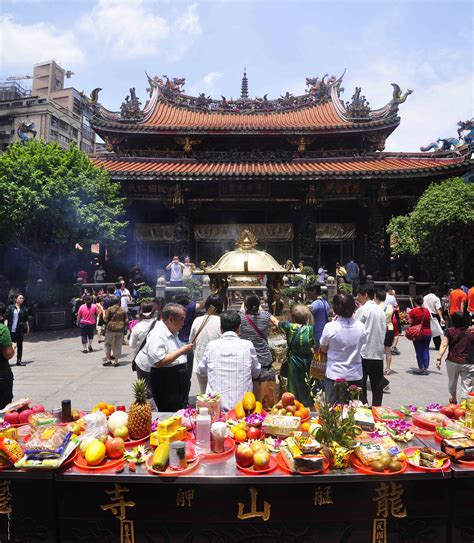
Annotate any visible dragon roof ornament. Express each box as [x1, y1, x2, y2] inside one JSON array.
[[92, 71, 412, 124]]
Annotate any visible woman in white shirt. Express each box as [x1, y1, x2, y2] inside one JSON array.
[[129, 302, 157, 403], [320, 293, 367, 404], [190, 295, 223, 393]]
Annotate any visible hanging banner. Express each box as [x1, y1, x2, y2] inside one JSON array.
[[315, 223, 356, 241], [194, 224, 294, 242]]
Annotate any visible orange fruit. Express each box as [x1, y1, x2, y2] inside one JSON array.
[[300, 407, 309, 418], [294, 410, 303, 418], [98, 402, 107, 410], [101, 408, 110, 416], [301, 422, 310, 432], [233, 428, 247, 442], [107, 404, 115, 413], [294, 400, 301, 409]]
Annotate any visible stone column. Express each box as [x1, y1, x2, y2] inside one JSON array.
[[155, 275, 166, 299]]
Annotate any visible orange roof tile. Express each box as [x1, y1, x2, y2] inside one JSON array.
[[94, 99, 396, 133], [92, 155, 468, 178]]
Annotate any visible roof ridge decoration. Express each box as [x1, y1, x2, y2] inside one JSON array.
[[93, 71, 413, 124]]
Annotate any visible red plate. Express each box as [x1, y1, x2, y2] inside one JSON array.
[[351, 455, 407, 475], [123, 434, 150, 448], [458, 458, 474, 466], [188, 436, 235, 459], [236, 455, 278, 475], [145, 454, 200, 476], [409, 424, 435, 437], [275, 451, 329, 475], [404, 447, 451, 471], [412, 414, 447, 431], [61, 449, 78, 469], [74, 453, 124, 472]]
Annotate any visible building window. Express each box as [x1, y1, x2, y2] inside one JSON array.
[[51, 116, 58, 127], [71, 127, 78, 138]]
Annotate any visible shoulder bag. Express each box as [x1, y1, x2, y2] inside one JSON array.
[[131, 319, 158, 372], [405, 308, 428, 341]]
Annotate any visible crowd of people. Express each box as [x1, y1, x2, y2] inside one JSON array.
[[0, 257, 473, 413]]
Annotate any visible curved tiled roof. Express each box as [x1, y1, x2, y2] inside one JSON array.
[[93, 99, 398, 133], [92, 154, 469, 178]]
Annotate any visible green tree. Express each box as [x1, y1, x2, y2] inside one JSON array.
[[387, 177, 474, 283], [0, 141, 127, 284]]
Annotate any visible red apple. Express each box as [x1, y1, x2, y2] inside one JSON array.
[[440, 406, 454, 418], [249, 441, 267, 453], [275, 401, 283, 410], [253, 449, 271, 470], [235, 443, 254, 467], [281, 392, 295, 407], [453, 408, 466, 420], [32, 405, 45, 414], [105, 437, 125, 459], [19, 409, 33, 424], [3, 411, 20, 425], [286, 405, 297, 414], [246, 427, 262, 441]]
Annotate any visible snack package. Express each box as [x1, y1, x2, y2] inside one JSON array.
[[354, 407, 375, 430], [280, 444, 327, 473], [157, 416, 182, 436], [25, 425, 71, 459], [262, 415, 300, 437], [15, 441, 77, 470], [355, 435, 405, 465], [292, 432, 321, 454], [441, 437, 474, 461], [436, 426, 467, 440], [28, 412, 58, 427], [371, 407, 403, 421], [0, 436, 23, 464], [78, 412, 108, 441], [407, 447, 449, 468]]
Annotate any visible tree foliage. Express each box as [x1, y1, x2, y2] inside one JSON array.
[[0, 141, 128, 280], [387, 177, 474, 282]]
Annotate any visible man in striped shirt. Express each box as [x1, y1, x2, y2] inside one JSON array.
[[197, 311, 261, 411]]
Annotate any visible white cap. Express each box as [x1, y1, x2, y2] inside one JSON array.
[[199, 407, 209, 416]]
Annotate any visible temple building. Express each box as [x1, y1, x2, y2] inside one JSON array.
[[90, 72, 472, 279]]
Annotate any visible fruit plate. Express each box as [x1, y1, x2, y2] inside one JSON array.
[[74, 453, 125, 472], [275, 452, 329, 475], [226, 409, 240, 421], [411, 414, 445, 431], [404, 447, 451, 472], [145, 454, 200, 476], [188, 436, 235, 460], [351, 455, 407, 475], [236, 455, 278, 475]]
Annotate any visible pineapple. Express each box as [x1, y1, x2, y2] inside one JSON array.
[[128, 379, 152, 439]]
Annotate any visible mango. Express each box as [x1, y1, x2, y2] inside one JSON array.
[[85, 440, 106, 466], [242, 392, 256, 412], [253, 401, 263, 414], [234, 401, 246, 420]]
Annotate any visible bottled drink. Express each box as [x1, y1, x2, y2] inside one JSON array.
[[196, 407, 211, 453]]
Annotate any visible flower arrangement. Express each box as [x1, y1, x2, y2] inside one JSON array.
[[399, 311, 409, 326]]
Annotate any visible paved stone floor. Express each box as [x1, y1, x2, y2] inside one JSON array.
[[8, 329, 460, 412]]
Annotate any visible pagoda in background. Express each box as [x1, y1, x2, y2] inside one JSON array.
[[90, 71, 472, 279]]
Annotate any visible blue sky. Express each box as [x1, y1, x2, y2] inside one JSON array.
[[1, 0, 472, 151]]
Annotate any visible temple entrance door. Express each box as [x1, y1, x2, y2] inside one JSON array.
[[318, 241, 354, 273]]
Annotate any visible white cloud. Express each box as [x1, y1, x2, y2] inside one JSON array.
[[188, 71, 223, 96], [0, 15, 85, 71], [341, 50, 473, 152], [78, 0, 201, 61]]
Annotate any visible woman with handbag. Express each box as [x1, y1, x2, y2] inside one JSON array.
[[103, 297, 128, 367], [270, 304, 315, 408], [407, 296, 432, 375], [239, 295, 275, 408], [4, 293, 29, 366]]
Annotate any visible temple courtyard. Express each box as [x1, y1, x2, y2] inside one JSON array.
[[11, 329, 457, 412]]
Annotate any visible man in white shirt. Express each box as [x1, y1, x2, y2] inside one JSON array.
[[136, 303, 193, 411], [166, 256, 185, 286], [197, 311, 261, 411], [118, 280, 131, 312], [423, 286, 445, 350], [355, 287, 387, 406], [190, 295, 223, 393], [318, 266, 327, 285]]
